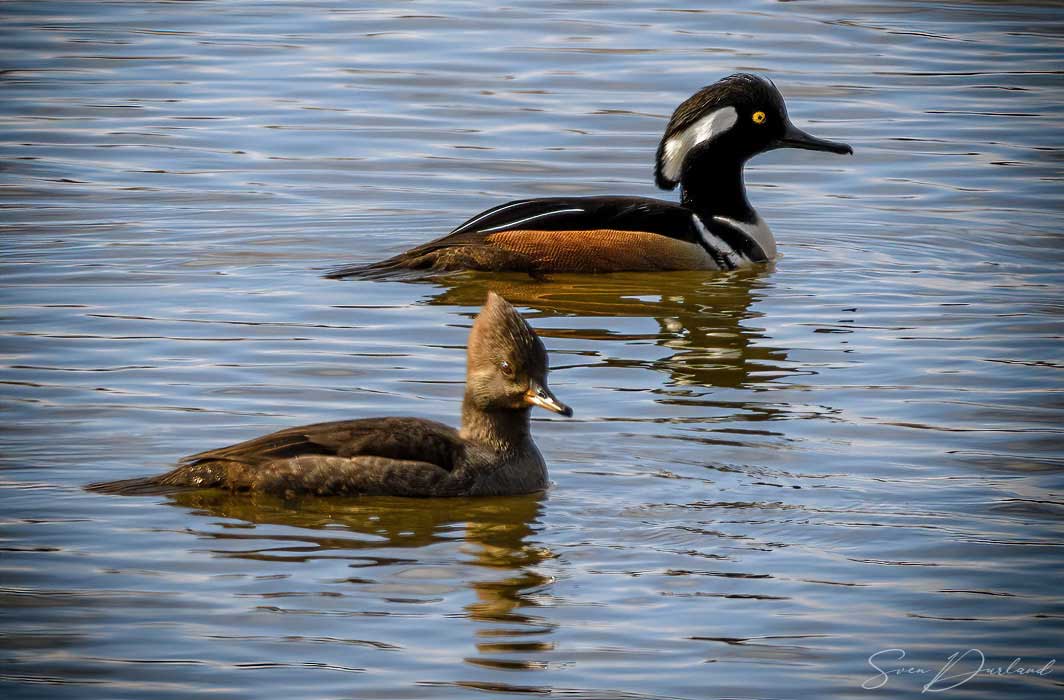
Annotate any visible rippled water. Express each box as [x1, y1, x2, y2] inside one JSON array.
[[2, 1, 1062, 698]]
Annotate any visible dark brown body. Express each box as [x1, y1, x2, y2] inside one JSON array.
[[90, 294, 568, 499], [123, 417, 548, 498]]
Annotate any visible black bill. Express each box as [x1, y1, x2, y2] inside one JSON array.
[[774, 121, 852, 155]]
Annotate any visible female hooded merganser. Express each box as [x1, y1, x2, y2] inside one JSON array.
[[329, 73, 851, 278], [90, 293, 571, 498]]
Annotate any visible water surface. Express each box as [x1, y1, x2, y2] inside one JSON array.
[[2, 1, 1062, 698]]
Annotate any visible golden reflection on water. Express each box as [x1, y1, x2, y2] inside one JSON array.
[[165, 490, 554, 671], [5, 1, 1062, 693], [415, 268, 790, 389]]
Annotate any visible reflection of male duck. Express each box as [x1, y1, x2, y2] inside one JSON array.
[[415, 270, 790, 391]]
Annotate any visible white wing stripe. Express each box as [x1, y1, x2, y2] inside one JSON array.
[[451, 200, 532, 234], [478, 208, 585, 234]]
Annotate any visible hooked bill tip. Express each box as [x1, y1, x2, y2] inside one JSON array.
[[526, 385, 573, 417]]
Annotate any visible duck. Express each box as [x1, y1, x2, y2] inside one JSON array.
[[89, 293, 572, 498], [328, 73, 851, 279]]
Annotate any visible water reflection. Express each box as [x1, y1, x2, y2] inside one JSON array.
[[405, 269, 792, 389], [6, 0, 1062, 694], [164, 490, 555, 672]]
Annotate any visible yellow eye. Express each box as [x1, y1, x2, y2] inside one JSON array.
[[752, 111, 767, 125]]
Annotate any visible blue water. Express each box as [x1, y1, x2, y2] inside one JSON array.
[[1, 1, 1062, 698]]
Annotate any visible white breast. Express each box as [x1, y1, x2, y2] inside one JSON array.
[[692, 214, 777, 267], [713, 214, 777, 261]]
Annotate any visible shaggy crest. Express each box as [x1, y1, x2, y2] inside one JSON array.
[[468, 292, 546, 378]]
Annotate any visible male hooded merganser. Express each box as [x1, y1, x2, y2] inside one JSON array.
[[90, 293, 571, 498], [328, 73, 851, 278]]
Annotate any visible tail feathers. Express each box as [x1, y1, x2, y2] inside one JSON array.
[[87, 461, 234, 495], [86, 476, 176, 496], [326, 245, 537, 280], [324, 256, 431, 280]]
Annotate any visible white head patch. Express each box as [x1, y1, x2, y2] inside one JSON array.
[[660, 106, 738, 184]]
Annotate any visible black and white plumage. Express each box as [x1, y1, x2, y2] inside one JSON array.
[[329, 73, 851, 278]]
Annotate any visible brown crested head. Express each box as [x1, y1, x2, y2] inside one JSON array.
[[465, 292, 571, 417]]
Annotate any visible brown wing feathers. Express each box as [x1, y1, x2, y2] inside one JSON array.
[[181, 418, 462, 472], [236, 455, 455, 497]]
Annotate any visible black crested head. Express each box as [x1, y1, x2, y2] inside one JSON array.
[[654, 73, 851, 191], [664, 74, 786, 144]]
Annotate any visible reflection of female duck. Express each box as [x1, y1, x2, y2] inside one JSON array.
[[163, 489, 556, 659], [164, 489, 546, 566]]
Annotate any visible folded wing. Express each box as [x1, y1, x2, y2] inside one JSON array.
[[327, 196, 707, 277], [90, 418, 468, 497]]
